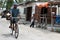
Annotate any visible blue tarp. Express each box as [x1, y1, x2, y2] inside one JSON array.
[[55, 15, 60, 24]]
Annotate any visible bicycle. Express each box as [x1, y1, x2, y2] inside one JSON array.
[[11, 17, 19, 39]]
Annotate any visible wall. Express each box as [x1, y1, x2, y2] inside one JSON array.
[[58, 7, 60, 15], [17, 6, 24, 14]]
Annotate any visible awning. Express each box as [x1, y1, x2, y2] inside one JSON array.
[[36, 2, 49, 8]]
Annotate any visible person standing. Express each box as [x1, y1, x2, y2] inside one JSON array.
[[30, 15, 35, 28]]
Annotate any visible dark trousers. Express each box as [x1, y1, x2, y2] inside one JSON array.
[[30, 21, 34, 27]]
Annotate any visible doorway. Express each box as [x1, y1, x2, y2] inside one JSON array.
[[40, 7, 48, 23], [26, 7, 32, 21], [41, 7, 48, 15]]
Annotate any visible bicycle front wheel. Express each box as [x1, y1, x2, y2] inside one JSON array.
[[15, 25, 19, 39]]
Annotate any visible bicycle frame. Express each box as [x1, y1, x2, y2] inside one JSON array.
[[11, 17, 19, 39]]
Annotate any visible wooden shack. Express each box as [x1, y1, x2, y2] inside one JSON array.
[[34, 2, 57, 24]]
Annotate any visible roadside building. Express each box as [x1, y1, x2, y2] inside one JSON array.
[[19, 1, 60, 24]]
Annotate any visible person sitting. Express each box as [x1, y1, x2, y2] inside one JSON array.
[[9, 4, 20, 29]]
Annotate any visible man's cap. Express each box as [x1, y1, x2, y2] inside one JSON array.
[[13, 2, 18, 6]]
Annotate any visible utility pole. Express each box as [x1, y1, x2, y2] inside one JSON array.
[[50, 0, 54, 27]]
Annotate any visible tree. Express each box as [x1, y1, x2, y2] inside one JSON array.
[[18, 0, 23, 3], [40, 0, 49, 2], [0, 1, 3, 7], [6, 0, 13, 10]]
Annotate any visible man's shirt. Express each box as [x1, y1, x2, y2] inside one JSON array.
[[11, 8, 19, 17]]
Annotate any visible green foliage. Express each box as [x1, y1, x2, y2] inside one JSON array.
[[41, 0, 48, 2], [0, 1, 3, 7], [32, 0, 35, 1], [6, 0, 13, 10], [18, 0, 23, 3]]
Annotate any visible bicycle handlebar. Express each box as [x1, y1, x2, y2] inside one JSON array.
[[11, 17, 20, 19]]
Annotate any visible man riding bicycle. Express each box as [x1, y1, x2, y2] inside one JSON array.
[[9, 4, 20, 29]]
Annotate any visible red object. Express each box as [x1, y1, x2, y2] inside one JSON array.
[[37, 2, 49, 8], [53, 16, 56, 18]]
